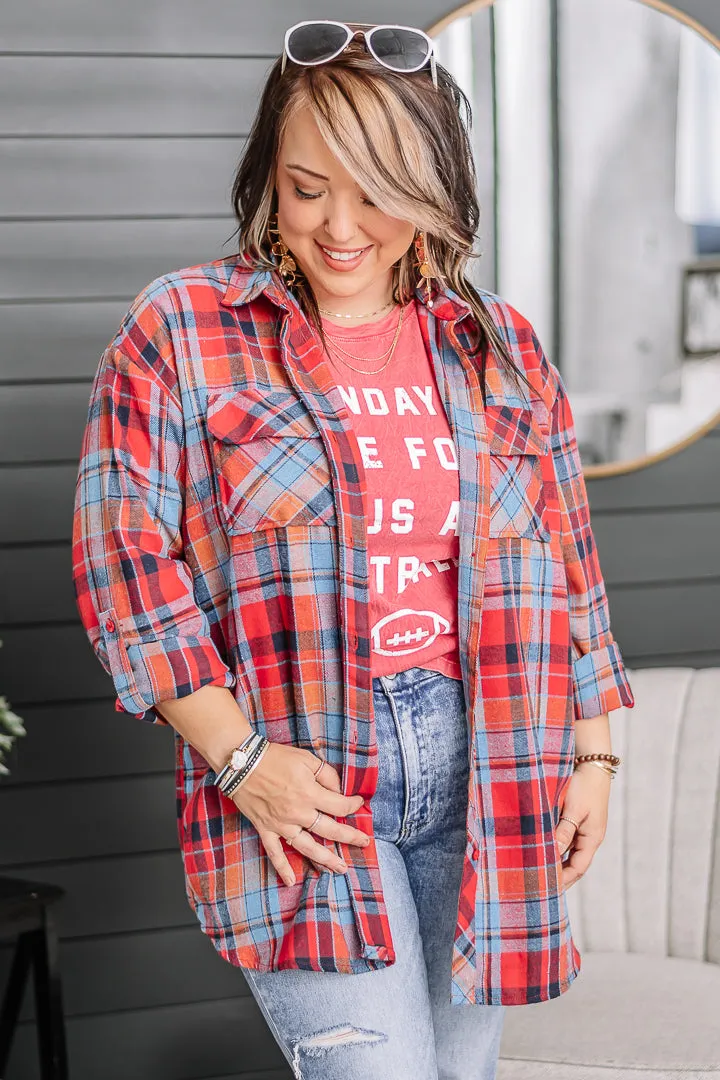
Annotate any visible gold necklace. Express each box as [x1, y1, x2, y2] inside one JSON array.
[[325, 305, 404, 363], [325, 327, 398, 364], [318, 300, 396, 319], [324, 304, 406, 362], [325, 305, 405, 376]]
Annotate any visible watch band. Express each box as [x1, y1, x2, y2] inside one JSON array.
[[219, 737, 266, 794], [213, 730, 262, 788], [222, 739, 270, 798]]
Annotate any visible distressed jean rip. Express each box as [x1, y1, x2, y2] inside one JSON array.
[[291, 1024, 387, 1077]]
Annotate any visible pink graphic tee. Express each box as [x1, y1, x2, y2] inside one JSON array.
[[321, 298, 463, 680]]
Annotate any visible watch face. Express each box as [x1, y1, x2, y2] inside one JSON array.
[[231, 748, 250, 771]]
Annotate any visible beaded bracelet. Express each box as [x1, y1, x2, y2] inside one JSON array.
[[575, 752, 621, 766], [574, 752, 620, 780]]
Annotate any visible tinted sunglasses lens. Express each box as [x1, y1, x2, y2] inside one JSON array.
[[369, 28, 430, 71], [287, 23, 349, 63]]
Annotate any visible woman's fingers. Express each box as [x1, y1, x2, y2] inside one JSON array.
[[555, 817, 581, 857], [262, 831, 297, 888], [313, 758, 342, 791], [233, 748, 367, 877], [561, 829, 601, 889], [260, 823, 347, 885], [287, 829, 348, 874], [310, 810, 369, 849], [314, 785, 365, 819], [308, 761, 366, 829], [307, 756, 365, 814]]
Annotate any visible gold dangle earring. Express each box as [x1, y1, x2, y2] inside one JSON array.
[[267, 214, 298, 286], [414, 230, 434, 308]]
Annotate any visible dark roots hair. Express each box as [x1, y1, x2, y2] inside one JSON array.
[[228, 35, 533, 402]]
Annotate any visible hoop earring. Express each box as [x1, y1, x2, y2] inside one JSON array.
[[267, 214, 299, 285], [414, 231, 434, 308]]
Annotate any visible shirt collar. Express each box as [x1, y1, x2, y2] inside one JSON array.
[[220, 257, 473, 323], [219, 256, 550, 442]]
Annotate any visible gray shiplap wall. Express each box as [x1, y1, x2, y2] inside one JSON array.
[[1, 1, 719, 1077]]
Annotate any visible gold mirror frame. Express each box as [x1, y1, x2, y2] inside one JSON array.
[[426, 0, 720, 478]]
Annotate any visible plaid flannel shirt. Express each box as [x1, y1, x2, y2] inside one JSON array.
[[71, 255, 635, 1005]]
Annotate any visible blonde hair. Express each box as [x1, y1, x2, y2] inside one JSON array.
[[230, 37, 531, 400]]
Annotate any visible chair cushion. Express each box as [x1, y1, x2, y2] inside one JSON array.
[[497, 951, 720, 1078]]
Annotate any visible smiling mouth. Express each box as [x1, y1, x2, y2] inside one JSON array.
[[318, 244, 371, 262]]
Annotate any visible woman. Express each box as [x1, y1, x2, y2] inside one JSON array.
[[72, 20, 635, 1080]]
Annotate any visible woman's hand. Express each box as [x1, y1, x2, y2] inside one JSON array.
[[555, 762, 613, 889], [230, 742, 369, 887]]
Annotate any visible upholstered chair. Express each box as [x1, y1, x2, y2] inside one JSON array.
[[498, 666, 720, 1079]]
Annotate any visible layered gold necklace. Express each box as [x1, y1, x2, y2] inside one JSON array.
[[323, 304, 405, 376]]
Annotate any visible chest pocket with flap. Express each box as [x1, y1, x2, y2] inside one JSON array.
[[484, 402, 551, 542], [206, 388, 337, 535]]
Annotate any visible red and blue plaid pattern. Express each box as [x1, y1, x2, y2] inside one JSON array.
[[71, 256, 635, 1005]]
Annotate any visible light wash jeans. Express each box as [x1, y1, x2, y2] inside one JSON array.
[[242, 666, 506, 1079]]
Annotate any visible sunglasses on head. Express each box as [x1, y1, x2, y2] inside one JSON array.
[[281, 20, 438, 89]]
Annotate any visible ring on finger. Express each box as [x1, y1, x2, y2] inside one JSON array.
[[308, 809, 323, 833], [287, 826, 304, 848], [559, 815, 580, 830], [313, 759, 326, 778]]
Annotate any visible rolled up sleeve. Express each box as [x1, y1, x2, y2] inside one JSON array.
[[546, 362, 635, 720], [71, 298, 235, 724]]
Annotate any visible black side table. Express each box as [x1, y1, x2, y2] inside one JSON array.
[[0, 876, 69, 1079]]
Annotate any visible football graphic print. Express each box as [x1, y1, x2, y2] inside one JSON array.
[[371, 609, 451, 656], [331, 327, 461, 676]]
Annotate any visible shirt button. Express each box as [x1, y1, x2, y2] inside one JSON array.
[[104, 618, 116, 633]]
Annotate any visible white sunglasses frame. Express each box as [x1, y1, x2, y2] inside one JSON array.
[[281, 20, 438, 89]]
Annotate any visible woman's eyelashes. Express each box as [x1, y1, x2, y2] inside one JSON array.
[[294, 185, 321, 200], [293, 185, 375, 207]]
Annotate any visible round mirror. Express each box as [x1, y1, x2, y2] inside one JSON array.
[[429, 0, 720, 475]]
